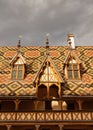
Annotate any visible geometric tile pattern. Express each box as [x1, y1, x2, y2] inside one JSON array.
[[8, 81, 21, 91], [0, 46, 93, 96]]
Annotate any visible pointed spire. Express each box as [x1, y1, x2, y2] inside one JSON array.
[[46, 33, 50, 55]]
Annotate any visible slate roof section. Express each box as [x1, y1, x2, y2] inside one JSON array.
[[0, 46, 93, 96]]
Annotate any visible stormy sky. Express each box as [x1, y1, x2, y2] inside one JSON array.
[[0, 0, 93, 46]]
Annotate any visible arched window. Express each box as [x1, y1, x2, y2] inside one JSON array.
[[38, 84, 47, 98], [49, 85, 59, 98]]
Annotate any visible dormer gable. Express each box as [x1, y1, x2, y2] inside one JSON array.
[[33, 55, 63, 84], [33, 55, 64, 99], [64, 50, 81, 65], [10, 52, 26, 80], [10, 52, 26, 65], [64, 50, 81, 80]]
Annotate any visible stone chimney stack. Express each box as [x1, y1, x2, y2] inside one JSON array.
[[68, 33, 75, 49]]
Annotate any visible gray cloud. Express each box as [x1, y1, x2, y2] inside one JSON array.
[[0, 0, 93, 46]]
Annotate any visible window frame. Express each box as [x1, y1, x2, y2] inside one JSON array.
[[66, 63, 80, 80], [11, 64, 25, 80]]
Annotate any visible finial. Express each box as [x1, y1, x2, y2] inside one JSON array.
[[17, 39, 21, 48], [46, 33, 50, 55], [46, 33, 49, 48], [17, 35, 22, 51]]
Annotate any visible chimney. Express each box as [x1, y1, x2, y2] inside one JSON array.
[[68, 33, 75, 49]]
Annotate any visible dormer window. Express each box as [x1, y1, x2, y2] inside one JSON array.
[[10, 52, 26, 80], [64, 49, 81, 80], [12, 64, 24, 80], [67, 63, 80, 79], [66, 59, 80, 80]]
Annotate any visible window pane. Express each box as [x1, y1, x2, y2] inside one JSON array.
[[13, 65, 17, 69], [73, 64, 78, 70], [18, 70, 22, 79], [74, 70, 79, 79], [18, 65, 23, 70], [68, 70, 73, 79], [68, 64, 72, 70], [12, 70, 16, 79]]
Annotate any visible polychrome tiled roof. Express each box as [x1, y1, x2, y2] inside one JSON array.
[[0, 46, 93, 96]]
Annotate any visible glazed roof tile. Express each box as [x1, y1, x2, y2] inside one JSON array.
[[0, 46, 93, 96]]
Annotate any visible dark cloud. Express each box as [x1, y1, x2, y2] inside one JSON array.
[[0, 0, 93, 46]]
